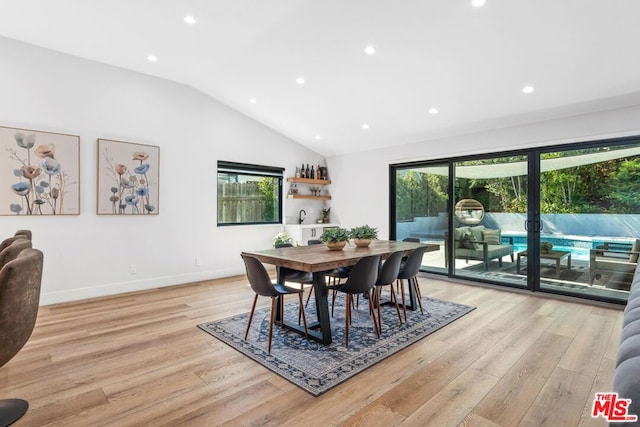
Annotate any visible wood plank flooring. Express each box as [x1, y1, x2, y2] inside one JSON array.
[[0, 275, 622, 426]]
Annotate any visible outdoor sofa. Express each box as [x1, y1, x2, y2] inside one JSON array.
[[444, 225, 514, 271]]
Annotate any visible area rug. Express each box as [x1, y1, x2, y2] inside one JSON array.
[[198, 294, 474, 396]]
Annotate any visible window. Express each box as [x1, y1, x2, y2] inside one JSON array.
[[217, 161, 284, 226]]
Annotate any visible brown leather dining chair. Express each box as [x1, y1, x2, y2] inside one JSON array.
[[241, 254, 308, 353], [0, 248, 44, 427], [0, 238, 32, 270]]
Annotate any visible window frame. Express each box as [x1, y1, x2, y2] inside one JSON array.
[[217, 160, 284, 226]]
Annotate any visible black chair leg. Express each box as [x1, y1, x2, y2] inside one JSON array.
[[244, 294, 259, 340], [268, 297, 276, 353]]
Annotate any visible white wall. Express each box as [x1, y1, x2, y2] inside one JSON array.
[[0, 37, 325, 304], [328, 104, 640, 240]]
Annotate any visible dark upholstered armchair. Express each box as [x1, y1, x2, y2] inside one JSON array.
[[0, 248, 44, 426]]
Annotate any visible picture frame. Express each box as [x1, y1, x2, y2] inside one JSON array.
[[0, 125, 80, 215], [97, 138, 160, 215]]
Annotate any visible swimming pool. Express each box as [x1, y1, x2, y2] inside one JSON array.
[[509, 235, 632, 262]]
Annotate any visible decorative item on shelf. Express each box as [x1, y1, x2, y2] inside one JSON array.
[[454, 199, 484, 225], [321, 207, 330, 223], [295, 166, 301, 178], [319, 166, 329, 180], [319, 227, 350, 250], [349, 224, 379, 247], [540, 241, 553, 254], [273, 232, 294, 248]]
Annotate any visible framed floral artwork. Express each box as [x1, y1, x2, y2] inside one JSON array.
[[97, 139, 160, 215], [0, 125, 80, 215]]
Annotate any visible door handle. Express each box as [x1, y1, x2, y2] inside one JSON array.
[[524, 220, 530, 231]]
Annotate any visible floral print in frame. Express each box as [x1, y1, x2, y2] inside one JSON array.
[[0, 125, 80, 215], [97, 139, 160, 215]]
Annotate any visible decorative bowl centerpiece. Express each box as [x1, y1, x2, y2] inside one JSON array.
[[319, 227, 350, 250], [349, 224, 379, 248]]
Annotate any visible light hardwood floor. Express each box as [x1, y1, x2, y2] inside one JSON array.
[[1, 275, 622, 426]]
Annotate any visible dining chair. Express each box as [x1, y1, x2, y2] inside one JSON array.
[[397, 246, 427, 321], [0, 238, 32, 270], [335, 254, 381, 347], [241, 255, 308, 353], [274, 243, 314, 289], [374, 251, 404, 332]]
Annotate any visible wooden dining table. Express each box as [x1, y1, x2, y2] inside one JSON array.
[[241, 240, 439, 345]]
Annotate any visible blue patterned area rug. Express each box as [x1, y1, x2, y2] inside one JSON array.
[[198, 294, 475, 396]]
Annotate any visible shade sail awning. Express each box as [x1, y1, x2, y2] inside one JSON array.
[[410, 146, 640, 179]]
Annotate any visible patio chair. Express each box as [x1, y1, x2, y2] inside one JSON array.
[[590, 240, 640, 287], [444, 226, 514, 271]]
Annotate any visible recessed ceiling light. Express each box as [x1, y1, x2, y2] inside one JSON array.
[[428, 107, 439, 115], [296, 76, 305, 85], [249, 98, 257, 104], [184, 15, 196, 25], [522, 85, 535, 94], [315, 135, 322, 140], [472, 0, 486, 7], [362, 124, 370, 130], [364, 45, 376, 55], [147, 55, 158, 62]]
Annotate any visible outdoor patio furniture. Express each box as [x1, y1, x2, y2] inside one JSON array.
[[444, 226, 514, 271], [589, 240, 640, 286]]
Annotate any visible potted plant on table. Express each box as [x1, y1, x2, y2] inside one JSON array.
[[349, 224, 379, 248], [540, 241, 553, 254], [273, 232, 294, 248], [319, 227, 350, 251]]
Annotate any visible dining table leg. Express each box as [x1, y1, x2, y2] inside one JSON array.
[[312, 271, 333, 345], [273, 270, 332, 345]]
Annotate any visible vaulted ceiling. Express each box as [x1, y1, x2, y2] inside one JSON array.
[[2, 0, 640, 156]]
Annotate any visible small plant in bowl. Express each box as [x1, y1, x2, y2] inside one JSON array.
[[540, 241, 553, 253], [273, 232, 294, 248], [319, 227, 350, 250], [349, 225, 378, 247]]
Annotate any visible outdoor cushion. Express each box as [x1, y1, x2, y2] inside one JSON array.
[[460, 232, 478, 249], [631, 239, 640, 263], [469, 226, 485, 243], [454, 227, 470, 248], [482, 229, 501, 245]]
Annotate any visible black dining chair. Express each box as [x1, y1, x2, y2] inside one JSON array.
[[374, 251, 404, 332], [397, 246, 427, 321], [335, 255, 381, 347], [274, 243, 314, 290], [241, 255, 308, 353]]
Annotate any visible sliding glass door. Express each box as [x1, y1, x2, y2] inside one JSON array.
[[452, 155, 528, 288], [536, 143, 640, 301], [391, 137, 640, 304], [393, 163, 448, 273]]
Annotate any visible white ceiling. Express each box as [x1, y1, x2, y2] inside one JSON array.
[[2, 0, 640, 157]]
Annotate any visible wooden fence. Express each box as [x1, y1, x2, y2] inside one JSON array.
[[217, 181, 267, 223]]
